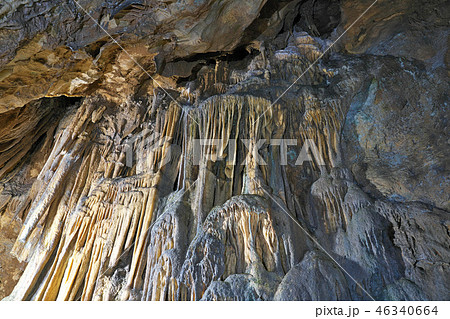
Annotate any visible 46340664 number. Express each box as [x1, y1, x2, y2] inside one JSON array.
[[376, 306, 438, 316]]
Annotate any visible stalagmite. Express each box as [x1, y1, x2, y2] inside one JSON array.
[[0, 0, 448, 302]]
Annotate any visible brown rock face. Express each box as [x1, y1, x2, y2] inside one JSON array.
[[0, 0, 448, 300]]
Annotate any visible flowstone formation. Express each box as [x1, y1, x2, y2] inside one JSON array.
[[0, 0, 449, 300]]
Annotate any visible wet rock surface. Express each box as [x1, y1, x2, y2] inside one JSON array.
[[0, 0, 448, 300]]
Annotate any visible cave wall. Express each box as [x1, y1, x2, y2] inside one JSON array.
[[0, 0, 448, 300]]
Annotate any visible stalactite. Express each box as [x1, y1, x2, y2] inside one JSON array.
[[3, 4, 446, 301]]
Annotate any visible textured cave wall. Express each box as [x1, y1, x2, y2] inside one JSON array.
[[0, 0, 449, 300]]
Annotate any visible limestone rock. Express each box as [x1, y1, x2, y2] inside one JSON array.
[[0, 0, 448, 301], [274, 251, 351, 301]]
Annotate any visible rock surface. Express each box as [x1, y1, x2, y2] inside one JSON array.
[[0, 0, 448, 300]]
